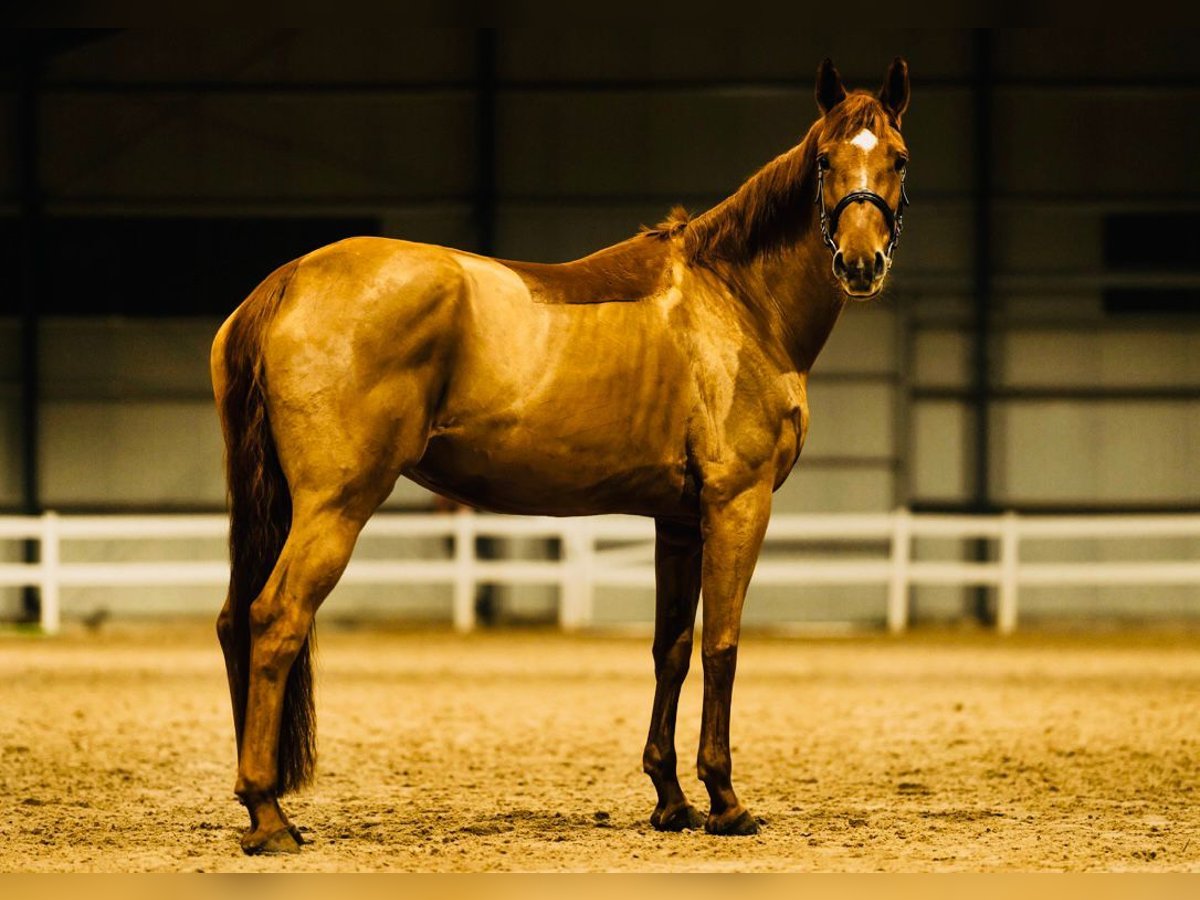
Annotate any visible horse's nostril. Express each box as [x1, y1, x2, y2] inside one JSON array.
[[832, 251, 846, 277], [874, 251, 886, 279]]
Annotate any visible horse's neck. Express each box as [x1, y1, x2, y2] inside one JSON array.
[[723, 237, 846, 374], [683, 131, 847, 373]]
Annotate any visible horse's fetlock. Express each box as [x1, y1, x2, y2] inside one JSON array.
[[235, 774, 276, 802], [697, 750, 730, 785], [643, 743, 676, 777]]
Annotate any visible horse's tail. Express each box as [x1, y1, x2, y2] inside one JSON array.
[[216, 258, 316, 794]]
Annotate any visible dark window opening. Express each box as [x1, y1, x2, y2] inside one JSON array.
[[1102, 212, 1200, 315], [1103, 289, 1200, 315], [1103, 213, 1200, 271], [0, 216, 380, 317]]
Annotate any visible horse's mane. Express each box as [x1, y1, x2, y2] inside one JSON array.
[[642, 92, 894, 265], [506, 92, 895, 307]]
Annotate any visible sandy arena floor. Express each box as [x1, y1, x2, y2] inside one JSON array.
[[1, 622, 1198, 872]]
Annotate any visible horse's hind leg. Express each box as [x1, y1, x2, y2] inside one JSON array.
[[234, 501, 366, 853], [642, 518, 705, 831], [231, 363, 436, 853]]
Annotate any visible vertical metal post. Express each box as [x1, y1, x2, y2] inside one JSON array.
[[892, 291, 914, 511], [474, 28, 497, 256], [968, 30, 995, 625], [468, 29, 501, 625], [16, 45, 44, 624]]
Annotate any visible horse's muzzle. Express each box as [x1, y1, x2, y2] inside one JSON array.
[[832, 250, 887, 298]]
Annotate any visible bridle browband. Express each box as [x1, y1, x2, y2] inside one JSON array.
[[816, 162, 910, 261]]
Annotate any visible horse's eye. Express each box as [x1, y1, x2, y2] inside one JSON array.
[[818, 155, 831, 171], [894, 156, 908, 172]]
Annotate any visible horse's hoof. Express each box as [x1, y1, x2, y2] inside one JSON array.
[[651, 804, 705, 832], [705, 807, 760, 836], [241, 826, 302, 855]]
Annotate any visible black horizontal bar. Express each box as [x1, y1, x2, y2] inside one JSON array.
[[808, 371, 898, 385], [0, 501, 438, 516], [19, 193, 1200, 218], [17, 76, 1200, 96], [914, 386, 1200, 402], [5, 499, 1197, 518], [799, 456, 899, 469], [911, 500, 1200, 515], [912, 316, 1200, 332]]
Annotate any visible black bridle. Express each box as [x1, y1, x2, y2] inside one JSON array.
[[816, 163, 910, 261]]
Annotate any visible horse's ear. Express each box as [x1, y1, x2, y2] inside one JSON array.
[[879, 56, 910, 126], [815, 58, 847, 115]]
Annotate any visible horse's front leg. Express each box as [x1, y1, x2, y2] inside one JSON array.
[[696, 482, 771, 836], [643, 518, 705, 832]]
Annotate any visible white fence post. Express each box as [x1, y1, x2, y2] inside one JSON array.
[[998, 511, 1020, 635], [452, 509, 475, 633], [40, 512, 61, 635], [887, 508, 911, 633], [560, 521, 594, 631]]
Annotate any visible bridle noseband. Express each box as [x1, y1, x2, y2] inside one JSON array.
[[816, 162, 910, 261]]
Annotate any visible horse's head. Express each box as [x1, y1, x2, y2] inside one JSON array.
[[813, 57, 910, 299]]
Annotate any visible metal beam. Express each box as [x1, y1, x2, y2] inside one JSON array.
[[968, 30, 995, 623], [915, 386, 1200, 403], [912, 500, 1200, 516], [472, 29, 500, 627], [474, 29, 498, 256], [27, 75, 1200, 96], [15, 45, 43, 622], [12, 191, 1200, 219]]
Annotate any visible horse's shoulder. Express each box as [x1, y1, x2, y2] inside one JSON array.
[[500, 234, 672, 305]]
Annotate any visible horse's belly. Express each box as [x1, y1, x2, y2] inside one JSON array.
[[407, 430, 695, 517]]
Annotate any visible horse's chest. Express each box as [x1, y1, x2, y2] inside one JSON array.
[[691, 361, 808, 469]]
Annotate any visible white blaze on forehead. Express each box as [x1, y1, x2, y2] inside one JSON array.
[[849, 128, 878, 152]]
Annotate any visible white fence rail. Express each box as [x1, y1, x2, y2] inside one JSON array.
[[2, 510, 1199, 635]]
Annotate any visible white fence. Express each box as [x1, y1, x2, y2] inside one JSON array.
[[2, 510, 1200, 636]]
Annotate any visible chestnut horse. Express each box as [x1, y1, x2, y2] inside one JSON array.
[[213, 57, 911, 853]]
